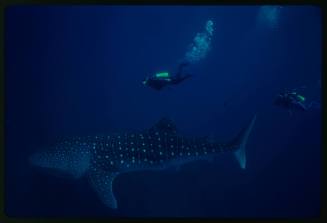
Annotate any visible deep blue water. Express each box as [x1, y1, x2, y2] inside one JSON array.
[[5, 5, 321, 217]]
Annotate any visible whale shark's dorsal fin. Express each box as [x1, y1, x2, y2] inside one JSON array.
[[149, 118, 177, 134]]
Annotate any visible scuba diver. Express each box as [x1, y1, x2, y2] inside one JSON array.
[[143, 62, 191, 90], [274, 88, 320, 115]]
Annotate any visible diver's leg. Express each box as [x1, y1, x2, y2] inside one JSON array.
[[307, 101, 321, 110], [298, 102, 309, 111], [296, 102, 308, 111], [171, 74, 192, 85], [181, 74, 192, 80]]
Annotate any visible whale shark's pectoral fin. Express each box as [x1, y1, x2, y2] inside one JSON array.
[[88, 169, 118, 209], [150, 117, 177, 134]]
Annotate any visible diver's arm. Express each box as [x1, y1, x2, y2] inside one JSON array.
[[181, 74, 192, 81], [175, 62, 190, 78]]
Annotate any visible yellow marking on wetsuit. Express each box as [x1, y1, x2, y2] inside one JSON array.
[[297, 95, 305, 101], [156, 72, 169, 78]]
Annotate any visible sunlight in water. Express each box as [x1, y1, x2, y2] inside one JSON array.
[[257, 6, 283, 29]]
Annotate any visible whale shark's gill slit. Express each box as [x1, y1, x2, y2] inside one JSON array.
[[88, 169, 118, 209]]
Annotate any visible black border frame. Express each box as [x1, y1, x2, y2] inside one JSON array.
[[0, 0, 325, 222]]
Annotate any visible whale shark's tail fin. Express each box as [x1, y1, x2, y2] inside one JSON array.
[[232, 114, 257, 169]]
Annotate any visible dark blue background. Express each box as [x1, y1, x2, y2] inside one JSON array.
[[5, 6, 321, 217]]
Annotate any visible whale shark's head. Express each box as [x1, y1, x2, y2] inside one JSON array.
[[29, 145, 91, 179]]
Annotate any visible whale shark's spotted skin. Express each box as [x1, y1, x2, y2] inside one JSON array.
[[30, 116, 256, 209]]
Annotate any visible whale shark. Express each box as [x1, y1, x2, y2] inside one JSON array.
[[29, 115, 257, 209]]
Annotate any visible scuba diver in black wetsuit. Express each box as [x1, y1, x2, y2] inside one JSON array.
[[142, 62, 191, 90], [274, 88, 320, 115], [274, 90, 307, 111]]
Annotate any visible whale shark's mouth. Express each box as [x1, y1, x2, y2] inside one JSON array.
[[29, 153, 74, 178], [29, 145, 91, 179]]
